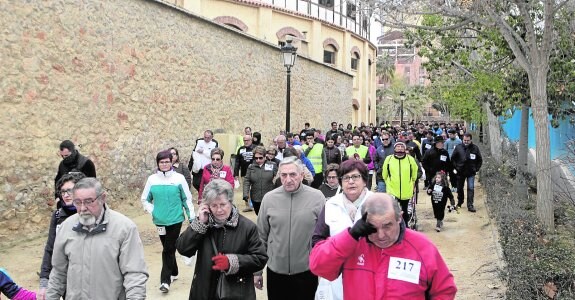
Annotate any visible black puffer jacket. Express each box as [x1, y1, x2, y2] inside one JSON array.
[[176, 210, 267, 300]]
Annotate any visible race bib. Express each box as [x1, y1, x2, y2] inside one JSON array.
[[440, 155, 447, 162], [388, 257, 421, 284], [264, 164, 273, 171], [240, 149, 246, 154], [219, 171, 227, 178], [157, 226, 166, 236], [470, 154, 476, 160], [425, 144, 431, 149], [434, 184, 443, 192]]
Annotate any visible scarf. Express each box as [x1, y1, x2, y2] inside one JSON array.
[[208, 164, 223, 180], [208, 205, 239, 228], [341, 188, 368, 222]]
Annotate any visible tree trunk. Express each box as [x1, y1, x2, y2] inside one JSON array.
[[485, 102, 502, 163], [529, 68, 554, 231], [516, 103, 529, 200]]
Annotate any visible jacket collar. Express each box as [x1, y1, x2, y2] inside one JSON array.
[[72, 204, 110, 235]]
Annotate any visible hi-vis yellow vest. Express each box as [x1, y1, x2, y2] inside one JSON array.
[[346, 145, 368, 160], [306, 144, 324, 173]]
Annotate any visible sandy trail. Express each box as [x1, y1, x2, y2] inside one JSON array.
[[0, 182, 503, 299]]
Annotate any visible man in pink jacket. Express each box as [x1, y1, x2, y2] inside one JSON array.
[[310, 193, 457, 299]]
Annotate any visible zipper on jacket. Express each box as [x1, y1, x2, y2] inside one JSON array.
[[399, 159, 402, 199], [288, 193, 293, 275]]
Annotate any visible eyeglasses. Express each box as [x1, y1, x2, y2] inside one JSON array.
[[211, 158, 222, 161], [254, 156, 264, 160], [382, 138, 389, 141], [341, 174, 362, 182], [60, 189, 73, 196], [326, 175, 338, 180], [266, 152, 275, 155], [73, 194, 102, 207]]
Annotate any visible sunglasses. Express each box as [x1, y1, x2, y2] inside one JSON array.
[[254, 156, 265, 160], [211, 158, 222, 161]]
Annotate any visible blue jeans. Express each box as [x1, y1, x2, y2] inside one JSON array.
[[457, 175, 475, 207], [376, 180, 387, 193]]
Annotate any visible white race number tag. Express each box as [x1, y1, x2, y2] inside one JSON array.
[[425, 144, 432, 149], [157, 226, 166, 236], [264, 164, 273, 171], [240, 149, 246, 154], [470, 154, 476, 160], [440, 155, 447, 162], [219, 171, 227, 178], [434, 184, 443, 192], [388, 257, 421, 284]]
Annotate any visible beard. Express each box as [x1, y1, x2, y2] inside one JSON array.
[[79, 213, 96, 226]]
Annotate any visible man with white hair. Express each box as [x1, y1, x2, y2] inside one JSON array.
[[46, 178, 148, 300], [257, 157, 325, 300]]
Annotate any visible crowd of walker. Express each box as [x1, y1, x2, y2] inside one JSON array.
[[0, 120, 484, 300]]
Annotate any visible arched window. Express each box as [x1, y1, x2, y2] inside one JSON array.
[[324, 45, 336, 64], [323, 38, 340, 65], [351, 52, 360, 70]]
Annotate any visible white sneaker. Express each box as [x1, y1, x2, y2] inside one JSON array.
[[171, 275, 178, 283], [159, 283, 170, 293]]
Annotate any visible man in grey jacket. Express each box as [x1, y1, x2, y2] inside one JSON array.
[[46, 178, 148, 300], [257, 157, 325, 300]]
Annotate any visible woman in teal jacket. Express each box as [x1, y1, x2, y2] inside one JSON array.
[[141, 150, 194, 293]]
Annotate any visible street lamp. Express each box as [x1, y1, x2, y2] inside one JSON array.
[[400, 91, 406, 126], [281, 37, 297, 133]]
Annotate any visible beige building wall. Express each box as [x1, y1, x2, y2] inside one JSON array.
[[182, 0, 377, 126], [0, 0, 352, 242]]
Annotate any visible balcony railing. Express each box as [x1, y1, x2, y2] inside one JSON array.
[[257, 0, 370, 39]]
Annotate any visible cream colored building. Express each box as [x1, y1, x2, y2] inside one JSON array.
[[174, 0, 377, 126]]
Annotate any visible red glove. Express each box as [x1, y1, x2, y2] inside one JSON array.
[[212, 253, 230, 271]]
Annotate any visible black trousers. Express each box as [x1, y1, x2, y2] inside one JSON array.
[[398, 199, 411, 225], [431, 198, 448, 221], [159, 222, 182, 284], [252, 201, 262, 215], [311, 172, 324, 189], [267, 267, 318, 300]]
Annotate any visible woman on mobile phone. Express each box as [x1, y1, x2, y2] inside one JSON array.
[[176, 179, 267, 300]]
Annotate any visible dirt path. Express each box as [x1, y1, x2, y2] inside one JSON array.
[[0, 182, 504, 299]]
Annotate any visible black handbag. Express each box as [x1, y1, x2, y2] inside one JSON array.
[[210, 236, 256, 300]]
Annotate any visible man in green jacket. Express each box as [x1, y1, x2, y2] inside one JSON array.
[[382, 142, 419, 224]]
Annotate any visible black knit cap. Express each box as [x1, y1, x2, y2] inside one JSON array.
[[59, 140, 75, 151]]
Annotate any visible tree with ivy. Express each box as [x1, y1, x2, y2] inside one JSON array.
[[364, 0, 575, 231]]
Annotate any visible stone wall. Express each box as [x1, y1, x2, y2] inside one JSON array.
[[0, 0, 353, 243]]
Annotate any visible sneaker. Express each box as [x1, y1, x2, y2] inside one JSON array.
[[242, 207, 253, 212], [171, 275, 178, 283], [468, 207, 476, 213], [435, 226, 441, 232], [159, 283, 170, 293]]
